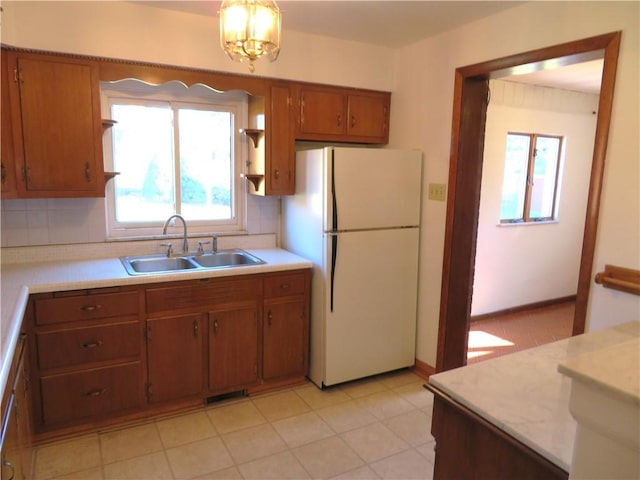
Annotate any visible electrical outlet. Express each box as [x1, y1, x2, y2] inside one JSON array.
[[428, 183, 447, 202]]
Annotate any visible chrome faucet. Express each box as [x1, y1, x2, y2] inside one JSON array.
[[162, 214, 188, 254]]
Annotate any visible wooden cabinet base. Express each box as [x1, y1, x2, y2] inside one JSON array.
[[427, 384, 568, 480]]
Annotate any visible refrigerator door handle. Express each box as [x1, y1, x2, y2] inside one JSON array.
[[330, 233, 337, 312], [330, 149, 338, 313]]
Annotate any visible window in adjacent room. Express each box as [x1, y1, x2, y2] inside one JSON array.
[[101, 80, 247, 238], [499, 132, 563, 223]]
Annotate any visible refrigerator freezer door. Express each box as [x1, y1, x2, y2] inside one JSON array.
[[327, 148, 422, 231], [323, 227, 419, 387]]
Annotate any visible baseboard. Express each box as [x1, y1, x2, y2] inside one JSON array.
[[412, 359, 436, 380], [470, 295, 576, 323]]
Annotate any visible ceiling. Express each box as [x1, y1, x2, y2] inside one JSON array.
[[134, 0, 603, 93]]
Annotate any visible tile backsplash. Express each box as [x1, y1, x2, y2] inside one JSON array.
[[0, 194, 280, 248]]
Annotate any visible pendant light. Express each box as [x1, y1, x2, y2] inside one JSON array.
[[219, 0, 281, 73]]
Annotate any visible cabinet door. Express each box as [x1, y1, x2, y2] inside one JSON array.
[[267, 84, 295, 195], [8, 52, 105, 197], [347, 93, 390, 143], [298, 88, 346, 139], [147, 314, 204, 403], [1, 50, 17, 199], [209, 306, 258, 392], [263, 300, 306, 380]]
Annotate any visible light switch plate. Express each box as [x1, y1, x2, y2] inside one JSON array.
[[428, 183, 447, 202]]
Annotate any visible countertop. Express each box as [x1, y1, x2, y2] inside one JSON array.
[[428, 321, 640, 472], [0, 247, 312, 406]]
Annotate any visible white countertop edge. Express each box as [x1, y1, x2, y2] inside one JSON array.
[[0, 248, 312, 404]]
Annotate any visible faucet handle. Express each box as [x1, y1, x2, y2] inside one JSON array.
[[196, 241, 211, 255], [212, 235, 218, 253], [160, 242, 173, 257]]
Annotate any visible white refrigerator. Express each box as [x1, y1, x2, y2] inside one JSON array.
[[282, 147, 423, 387]]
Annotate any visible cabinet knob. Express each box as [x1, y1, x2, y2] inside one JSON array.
[[267, 310, 273, 326], [337, 112, 342, 127], [2, 458, 15, 480], [351, 115, 356, 128], [83, 388, 106, 397], [193, 319, 199, 338], [80, 304, 102, 312]]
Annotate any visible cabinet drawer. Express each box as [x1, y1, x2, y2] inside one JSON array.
[[264, 273, 306, 298], [36, 322, 140, 370], [40, 362, 143, 426], [34, 291, 139, 325], [146, 277, 260, 314]]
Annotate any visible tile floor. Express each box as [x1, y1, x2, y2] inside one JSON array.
[[468, 301, 574, 363], [33, 370, 435, 480]]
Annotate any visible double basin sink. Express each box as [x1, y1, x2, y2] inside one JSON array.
[[120, 249, 265, 275]]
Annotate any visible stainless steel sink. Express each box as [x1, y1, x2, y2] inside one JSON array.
[[191, 250, 265, 268], [120, 249, 265, 275], [123, 255, 199, 274]]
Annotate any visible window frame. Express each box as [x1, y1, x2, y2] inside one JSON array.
[[499, 132, 564, 224], [100, 81, 248, 239]]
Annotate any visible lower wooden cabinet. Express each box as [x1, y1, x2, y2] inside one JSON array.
[[39, 362, 143, 425], [26, 269, 311, 438], [146, 314, 205, 403], [1, 335, 32, 480], [208, 306, 259, 392]]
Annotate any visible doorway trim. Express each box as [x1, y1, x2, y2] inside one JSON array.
[[435, 31, 622, 372]]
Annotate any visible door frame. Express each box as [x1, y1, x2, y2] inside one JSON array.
[[436, 32, 622, 372]]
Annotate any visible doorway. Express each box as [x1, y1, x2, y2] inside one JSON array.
[[435, 32, 622, 372]]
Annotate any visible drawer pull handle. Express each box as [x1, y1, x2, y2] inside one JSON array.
[[267, 310, 273, 326], [80, 304, 102, 312], [84, 388, 106, 397], [81, 340, 103, 349], [280, 283, 290, 289]]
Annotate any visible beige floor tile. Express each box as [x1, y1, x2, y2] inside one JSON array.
[[221, 423, 287, 464], [252, 390, 311, 422], [51, 466, 104, 480], [192, 466, 243, 479], [340, 377, 389, 399], [99, 423, 164, 465], [369, 448, 434, 480], [415, 439, 436, 465], [341, 423, 409, 463], [156, 410, 217, 448], [331, 465, 381, 479], [206, 400, 266, 434], [392, 381, 434, 410], [355, 390, 415, 420], [292, 436, 364, 479], [34, 434, 101, 480], [166, 436, 234, 480], [378, 371, 423, 389], [271, 411, 335, 448], [316, 400, 377, 434], [103, 451, 172, 479], [238, 450, 310, 479], [294, 383, 351, 409], [383, 409, 433, 447]]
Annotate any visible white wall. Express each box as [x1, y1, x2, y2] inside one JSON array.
[[392, 1, 639, 366], [471, 80, 598, 316]]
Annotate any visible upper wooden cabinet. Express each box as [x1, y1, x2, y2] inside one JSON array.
[[1, 49, 17, 199], [4, 50, 106, 198], [266, 83, 296, 195], [296, 85, 390, 144]]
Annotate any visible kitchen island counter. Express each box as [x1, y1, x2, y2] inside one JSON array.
[[427, 321, 640, 475], [0, 247, 312, 408]]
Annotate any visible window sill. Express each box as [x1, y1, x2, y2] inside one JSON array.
[[497, 220, 559, 227]]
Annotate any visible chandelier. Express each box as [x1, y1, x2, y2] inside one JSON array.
[[219, 0, 281, 72]]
